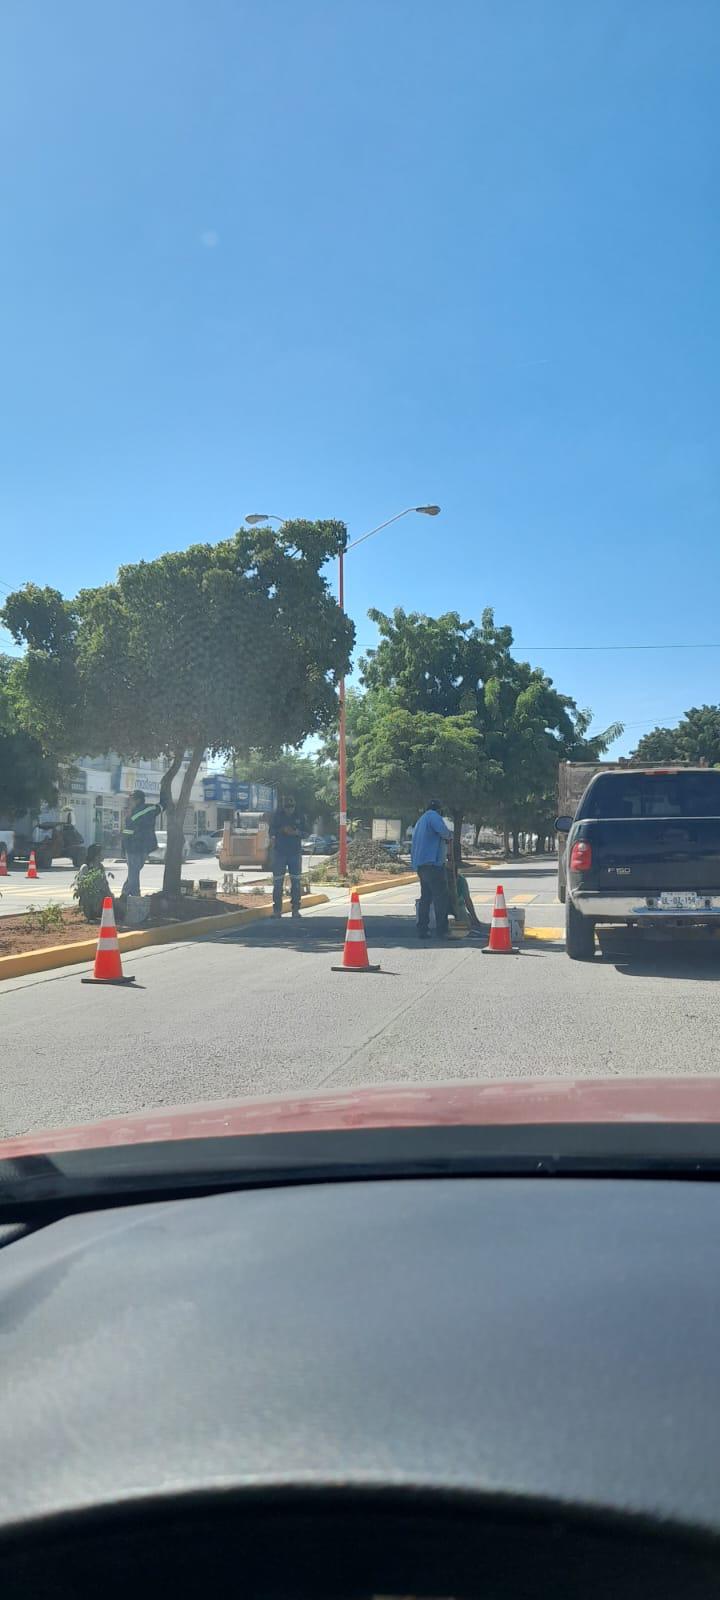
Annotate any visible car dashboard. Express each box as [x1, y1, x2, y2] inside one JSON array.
[[1, 1174, 720, 1597]]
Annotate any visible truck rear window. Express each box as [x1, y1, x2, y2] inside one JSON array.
[[581, 772, 720, 820]]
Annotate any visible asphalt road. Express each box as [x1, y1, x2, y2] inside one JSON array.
[[3, 858, 720, 1139]]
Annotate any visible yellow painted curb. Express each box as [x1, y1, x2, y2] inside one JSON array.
[[0, 893, 330, 983], [352, 873, 416, 896], [525, 927, 565, 942]]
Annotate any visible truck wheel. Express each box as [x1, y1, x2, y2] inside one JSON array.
[[566, 899, 596, 961]]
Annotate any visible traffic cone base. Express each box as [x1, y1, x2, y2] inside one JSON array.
[[332, 888, 382, 973], [81, 976, 136, 985], [81, 896, 136, 986], [482, 882, 518, 954]]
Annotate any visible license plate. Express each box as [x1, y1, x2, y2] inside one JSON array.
[[659, 892, 700, 910]]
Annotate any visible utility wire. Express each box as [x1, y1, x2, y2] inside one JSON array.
[[517, 642, 720, 652]]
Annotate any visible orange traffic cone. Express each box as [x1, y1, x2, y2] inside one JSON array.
[[26, 849, 39, 879], [332, 888, 381, 973], [0, 848, 7, 877], [81, 896, 136, 986], [482, 883, 516, 954]]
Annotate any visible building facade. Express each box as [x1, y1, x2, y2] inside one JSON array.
[[57, 755, 210, 850]]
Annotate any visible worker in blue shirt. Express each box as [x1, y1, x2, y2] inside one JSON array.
[[410, 800, 453, 938]]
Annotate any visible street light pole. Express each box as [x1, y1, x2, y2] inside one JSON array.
[[245, 505, 441, 878], [337, 505, 440, 877]]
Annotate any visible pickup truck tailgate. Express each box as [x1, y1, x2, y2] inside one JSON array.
[[587, 818, 720, 891]]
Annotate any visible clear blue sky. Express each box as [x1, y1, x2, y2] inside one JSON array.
[[2, 1, 719, 754]]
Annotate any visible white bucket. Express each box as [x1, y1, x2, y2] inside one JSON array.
[[508, 906, 526, 945]]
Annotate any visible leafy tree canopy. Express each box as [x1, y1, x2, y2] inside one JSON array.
[[2, 522, 352, 889], [356, 607, 622, 845], [0, 654, 58, 818], [631, 706, 720, 767]]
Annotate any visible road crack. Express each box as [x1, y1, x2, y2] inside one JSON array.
[[315, 946, 475, 1087]]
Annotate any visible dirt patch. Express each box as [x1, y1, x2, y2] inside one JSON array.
[[147, 891, 271, 922], [310, 865, 412, 887], [0, 893, 272, 957]]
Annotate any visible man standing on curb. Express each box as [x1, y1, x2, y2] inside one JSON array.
[[411, 799, 453, 939], [269, 794, 306, 920], [121, 787, 165, 898]]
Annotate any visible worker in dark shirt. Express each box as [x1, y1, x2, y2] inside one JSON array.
[[269, 795, 306, 919], [121, 788, 163, 897]]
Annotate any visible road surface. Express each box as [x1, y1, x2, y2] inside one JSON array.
[[2, 859, 720, 1139]]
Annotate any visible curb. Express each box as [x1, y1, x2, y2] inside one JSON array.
[[0, 893, 331, 983], [353, 873, 416, 896]]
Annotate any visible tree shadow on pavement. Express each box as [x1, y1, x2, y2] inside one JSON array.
[[599, 934, 720, 982], [202, 913, 458, 955]]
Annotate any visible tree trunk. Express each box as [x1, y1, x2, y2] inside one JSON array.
[[535, 833, 546, 855], [162, 746, 203, 898], [511, 831, 520, 857], [452, 811, 463, 865]]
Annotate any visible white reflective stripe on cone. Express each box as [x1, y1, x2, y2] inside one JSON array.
[[344, 930, 366, 942]]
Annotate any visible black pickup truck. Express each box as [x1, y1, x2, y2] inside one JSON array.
[[555, 767, 720, 960]]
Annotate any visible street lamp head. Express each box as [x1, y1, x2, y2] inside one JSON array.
[[415, 505, 441, 516], [245, 513, 270, 524]]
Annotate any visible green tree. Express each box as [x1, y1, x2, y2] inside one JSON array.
[[350, 709, 488, 826], [2, 521, 352, 893], [359, 606, 621, 851], [0, 655, 58, 818], [631, 706, 720, 767]]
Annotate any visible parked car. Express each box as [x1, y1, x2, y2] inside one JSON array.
[[302, 834, 337, 855], [556, 766, 720, 961], [148, 830, 190, 864], [189, 830, 223, 856]]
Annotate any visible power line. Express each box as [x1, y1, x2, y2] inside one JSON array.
[[518, 640, 720, 652]]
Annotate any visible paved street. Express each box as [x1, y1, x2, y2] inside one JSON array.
[[3, 859, 720, 1140]]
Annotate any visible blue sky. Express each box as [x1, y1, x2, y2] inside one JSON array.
[[2, 0, 719, 754]]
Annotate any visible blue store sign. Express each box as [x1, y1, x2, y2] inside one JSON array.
[[202, 776, 273, 810]]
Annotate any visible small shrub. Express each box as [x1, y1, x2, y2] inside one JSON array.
[[25, 901, 66, 934], [72, 866, 112, 923]]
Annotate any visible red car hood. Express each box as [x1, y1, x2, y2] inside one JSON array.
[[2, 1077, 720, 1158]]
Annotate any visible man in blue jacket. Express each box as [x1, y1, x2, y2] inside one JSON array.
[[411, 800, 453, 938]]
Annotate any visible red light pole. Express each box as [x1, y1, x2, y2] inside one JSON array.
[[246, 506, 441, 878]]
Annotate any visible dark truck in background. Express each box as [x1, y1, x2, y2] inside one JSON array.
[[555, 767, 720, 961]]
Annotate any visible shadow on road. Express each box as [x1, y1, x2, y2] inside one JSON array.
[[595, 934, 720, 979], [600, 935, 720, 982], [204, 913, 488, 956]]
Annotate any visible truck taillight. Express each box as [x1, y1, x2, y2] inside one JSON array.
[[570, 840, 592, 872]]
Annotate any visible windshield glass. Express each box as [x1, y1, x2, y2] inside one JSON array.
[[1, 3, 719, 1152]]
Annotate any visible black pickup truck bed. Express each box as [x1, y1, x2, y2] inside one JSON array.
[[559, 769, 720, 960]]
